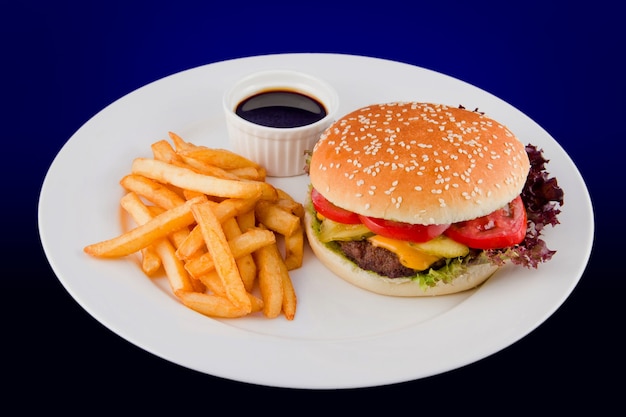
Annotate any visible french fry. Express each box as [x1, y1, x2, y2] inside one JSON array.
[[119, 192, 194, 294], [275, 189, 305, 220], [182, 189, 205, 200], [284, 225, 304, 270], [253, 242, 286, 319], [252, 181, 279, 201], [168, 131, 196, 152], [167, 226, 202, 294], [190, 200, 251, 312], [175, 196, 261, 261], [275, 188, 294, 201], [215, 196, 263, 219], [227, 166, 266, 181], [144, 205, 191, 249], [157, 238, 196, 294], [177, 147, 261, 170], [235, 252, 257, 293], [131, 158, 265, 199], [84, 195, 205, 258], [196, 270, 227, 297], [141, 206, 189, 276], [168, 226, 191, 249], [152, 139, 184, 164], [140, 245, 161, 276], [222, 217, 257, 292], [175, 225, 205, 261], [236, 209, 256, 232], [177, 155, 242, 180], [184, 228, 276, 277], [120, 174, 186, 209], [255, 200, 301, 236], [147, 205, 166, 216], [177, 291, 263, 318], [281, 266, 297, 320], [274, 189, 306, 270]]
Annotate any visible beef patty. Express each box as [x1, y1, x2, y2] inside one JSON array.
[[338, 240, 416, 278]]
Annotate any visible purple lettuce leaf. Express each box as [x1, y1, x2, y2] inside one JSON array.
[[483, 144, 564, 268]]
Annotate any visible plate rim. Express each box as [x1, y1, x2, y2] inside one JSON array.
[[38, 52, 594, 389]]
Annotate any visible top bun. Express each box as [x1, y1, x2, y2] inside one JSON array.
[[309, 102, 530, 225]]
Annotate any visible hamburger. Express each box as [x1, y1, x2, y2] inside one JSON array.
[[304, 102, 563, 296]]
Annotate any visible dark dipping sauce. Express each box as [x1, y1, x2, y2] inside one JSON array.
[[235, 90, 327, 128]]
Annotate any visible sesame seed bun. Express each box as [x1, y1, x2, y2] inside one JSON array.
[[304, 210, 500, 296], [309, 102, 530, 225]]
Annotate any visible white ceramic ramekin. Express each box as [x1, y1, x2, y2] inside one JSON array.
[[223, 70, 339, 177]]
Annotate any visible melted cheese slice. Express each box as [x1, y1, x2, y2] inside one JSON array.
[[368, 235, 441, 271]]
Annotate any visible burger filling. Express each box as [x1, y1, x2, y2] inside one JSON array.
[[339, 240, 419, 278], [307, 144, 563, 288]]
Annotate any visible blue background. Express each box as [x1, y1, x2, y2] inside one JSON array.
[[5, 0, 622, 410]]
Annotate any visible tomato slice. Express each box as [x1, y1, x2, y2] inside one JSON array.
[[444, 196, 527, 249], [359, 215, 450, 243], [310, 188, 362, 224]]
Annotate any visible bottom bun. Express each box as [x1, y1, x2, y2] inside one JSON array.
[[304, 211, 499, 297]]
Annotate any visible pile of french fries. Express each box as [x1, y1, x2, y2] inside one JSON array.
[[84, 132, 304, 320]]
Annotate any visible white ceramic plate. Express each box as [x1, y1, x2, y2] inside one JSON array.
[[38, 53, 593, 389]]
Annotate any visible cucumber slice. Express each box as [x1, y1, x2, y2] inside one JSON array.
[[319, 218, 373, 243], [409, 235, 469, 258]]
